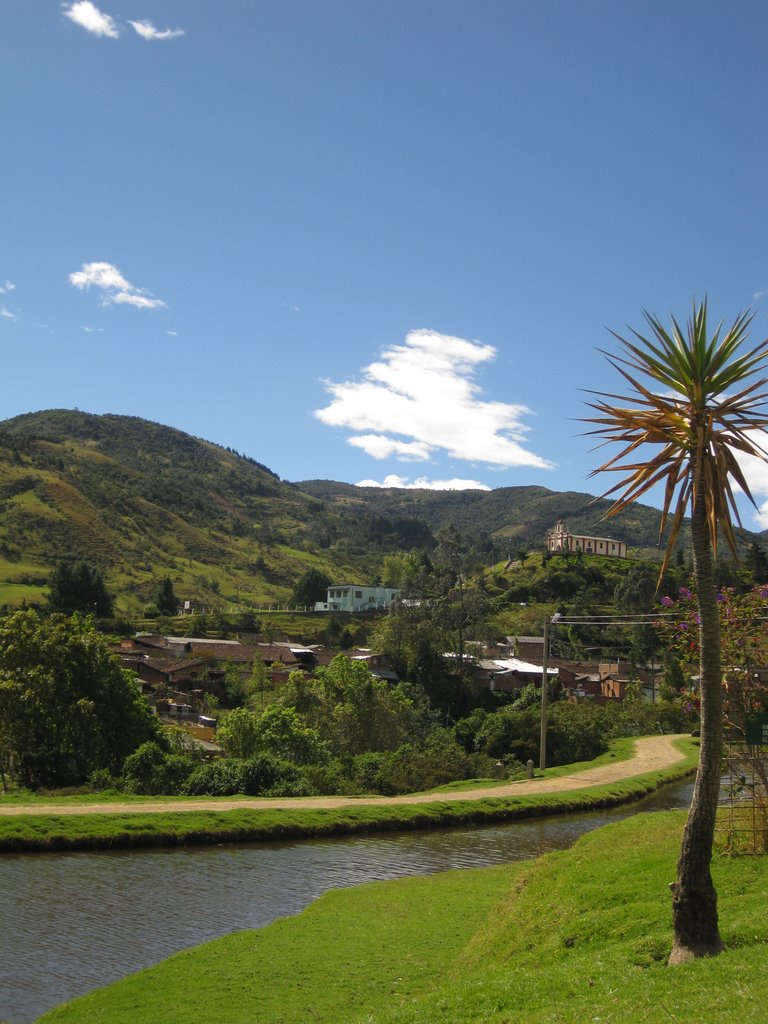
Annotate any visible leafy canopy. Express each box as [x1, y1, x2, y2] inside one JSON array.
[[585, 300, 768, 574], [0, 610, 159, 788]]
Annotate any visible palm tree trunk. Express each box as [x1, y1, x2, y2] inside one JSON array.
[[669, 484, 725, 963]]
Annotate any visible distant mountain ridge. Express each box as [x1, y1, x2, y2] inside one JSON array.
[[294, 479, 671, 553], [0, 409, 762, 613]]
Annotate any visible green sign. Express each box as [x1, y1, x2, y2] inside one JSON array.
[[744, 713, 768, 745]]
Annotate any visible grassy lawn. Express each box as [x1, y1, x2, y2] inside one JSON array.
[[37, 810, 768, 1024]]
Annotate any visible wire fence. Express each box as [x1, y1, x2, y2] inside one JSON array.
[[718, 738, 768, 855]]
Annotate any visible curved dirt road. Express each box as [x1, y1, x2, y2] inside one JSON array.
[[0, 734, 691, 817]]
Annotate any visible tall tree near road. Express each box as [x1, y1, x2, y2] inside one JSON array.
[[0, 610, 159, 788], [585, 300, 768, 963]]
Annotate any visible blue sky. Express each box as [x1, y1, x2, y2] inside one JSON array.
[[4, 2, 768, 525]]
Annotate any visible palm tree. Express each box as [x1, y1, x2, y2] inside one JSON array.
[[585, 300, 768, 963]]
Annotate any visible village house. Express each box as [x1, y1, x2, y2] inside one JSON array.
[[469, 642, 660, 704], [474, 657, 559, 692], [503, 635, 546, 661], [599, 661, 659, 703], [113, 633, 398, 704], [314, 584, 399, 613]]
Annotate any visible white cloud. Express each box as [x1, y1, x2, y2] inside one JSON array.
[[129, 19, 185, 41], [166, 330, 178, 337], [356, 475, 491, 491], [111, 290, 165, 309], [0, 306, 17, 321], [69, 261, 165, 310], [82, 326, 105, 333], [63, 1, 119, 38], [0, 281, 15, 294], [348, 434, 433, 462], [735, 433, 768, 528], [315, 329, 553, 471]]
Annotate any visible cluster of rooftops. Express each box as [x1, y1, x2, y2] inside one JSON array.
[[114, 630, 659, 709]]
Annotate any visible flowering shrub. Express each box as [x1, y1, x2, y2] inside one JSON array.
[[657, 585, 768, 733]]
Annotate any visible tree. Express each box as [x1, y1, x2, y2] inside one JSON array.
[[276, 656, 427, 756], [744, 542, 768, 585], [380, 550, 431, 589], [246, 656, 272, 712], [216, 707, 261, 759], [291, 569, 331, 608], [48, 561, 113, 617], [0, 610, 159, 788], [378, 529, 488, 702], [586, 300, 768, 962], [251, 705, 328, 764], [614, 562, 658, 614], [155, 576, 178, 615]]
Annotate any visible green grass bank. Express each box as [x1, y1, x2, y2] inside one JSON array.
[[37, 809, 767, 1024], [0, 738, 697, 853]]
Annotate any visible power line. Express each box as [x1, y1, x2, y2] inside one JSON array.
[[554, 614, 677, 625]]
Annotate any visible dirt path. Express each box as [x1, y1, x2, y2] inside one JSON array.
[[0, 735, 691, 817]]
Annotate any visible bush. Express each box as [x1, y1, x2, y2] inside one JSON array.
[[351, 752, 388, 792], [601, 698, 694, 738], [300, 759, 354, 795], [88, 768, 117, 791], [547, 702, 608, 764], [181, 759, 245, 796], [121, 742, 197, 795], [351, 732, 486, 795], [475, 708, 540, 764], [470, 702, 610, 768], [181, 754, 311, 797]]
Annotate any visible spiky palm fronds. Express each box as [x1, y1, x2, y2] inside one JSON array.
[[585, 300, 768, 576]]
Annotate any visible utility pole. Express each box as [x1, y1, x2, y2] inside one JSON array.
[[539, 617, 550, 771], [539, 613, 560, 771]]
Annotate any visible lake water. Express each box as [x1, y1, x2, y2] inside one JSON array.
[[0, 780, 693, 1023]]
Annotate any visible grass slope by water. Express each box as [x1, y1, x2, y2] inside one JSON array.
[[38, 811, 768, 1024], [0, 738, 697, 852]]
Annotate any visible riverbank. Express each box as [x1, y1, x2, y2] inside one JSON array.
[[0, 735, 697, 853], [37, 808, 767, 1024]]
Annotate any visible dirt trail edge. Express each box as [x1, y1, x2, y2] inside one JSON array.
[[0, 734, 690, 817]]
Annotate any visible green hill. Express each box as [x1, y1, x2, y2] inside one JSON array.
[[1, 409, 761, 616], [0, 410, 431, 613]]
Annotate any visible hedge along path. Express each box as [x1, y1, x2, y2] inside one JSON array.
[[0, 734, 689, 817]]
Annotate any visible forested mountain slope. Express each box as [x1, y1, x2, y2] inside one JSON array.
[[0, 411, 430, 612], [295, 479, 674, 553]]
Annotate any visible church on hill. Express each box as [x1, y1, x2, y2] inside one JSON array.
[[546, 520, 627, 558]]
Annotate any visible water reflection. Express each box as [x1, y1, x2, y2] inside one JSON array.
[[1, 781, 692, 1023]]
